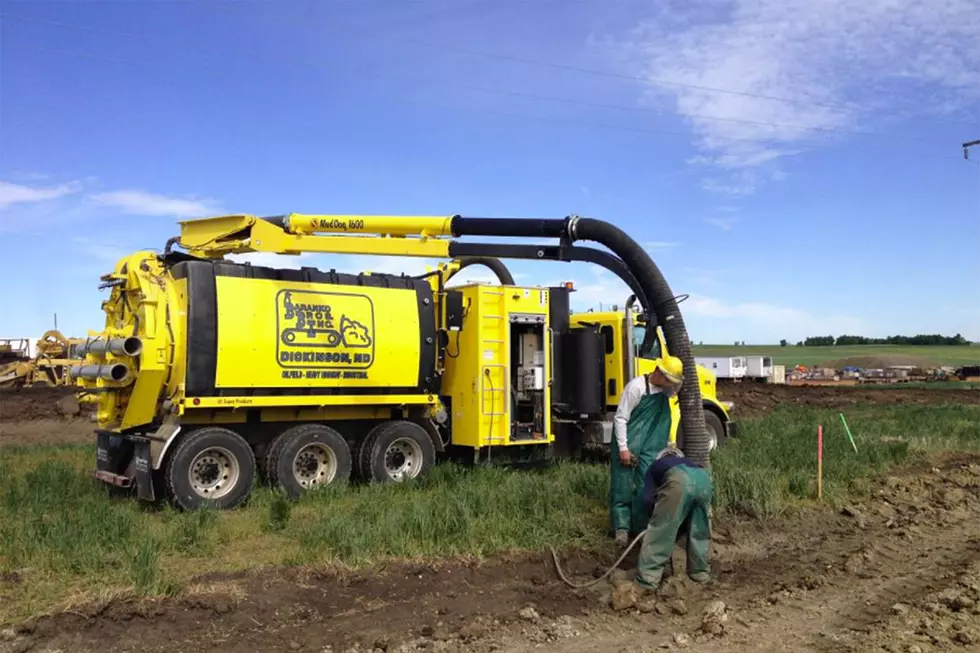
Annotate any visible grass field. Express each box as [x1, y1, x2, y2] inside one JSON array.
[[692, 344, 980, 368], [2, 403, 978, 624]]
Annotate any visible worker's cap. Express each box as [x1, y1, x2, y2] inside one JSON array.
[[656, 446, 684, 460], [655, 355, 684, 385]]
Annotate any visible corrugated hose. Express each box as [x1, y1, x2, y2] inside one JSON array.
[[549, 529, 647, 589]]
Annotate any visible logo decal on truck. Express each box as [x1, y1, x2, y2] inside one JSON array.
[[276, 290, 375, 378]]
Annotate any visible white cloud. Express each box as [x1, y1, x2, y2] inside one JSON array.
[[704, 216, 737, 230], [684, 293, 865, 341], [89, 189, 221, 218], [682, 266, 726, 286], [0, 180, 81, 208], [626, 0, 980, 192], [550, 271, 867, 342], [643, 240, 680, 250], [71, 237, 128, 264]]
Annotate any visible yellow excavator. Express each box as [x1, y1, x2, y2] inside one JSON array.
[[0, 330, 85, 388], [72, 213, 736, 509]]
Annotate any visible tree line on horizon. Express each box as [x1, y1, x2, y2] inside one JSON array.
[[777, 334, 973, 347]]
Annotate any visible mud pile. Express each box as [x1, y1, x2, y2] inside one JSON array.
[[0, 386, 90, 421], [722, 383, 980, 418], [0, 387, 95, 446]]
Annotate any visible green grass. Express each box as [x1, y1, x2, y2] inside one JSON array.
[[712, 404, 979, 517], [692, 344, 980, 368], [1, 402, 978, 623]]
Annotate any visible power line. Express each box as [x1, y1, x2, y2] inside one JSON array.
[[3, 14, 974, 165], [372, 34, 979, 127], [12, 40, 969, 165], [1, 12, 961, 147], [964, 139, 980, 160], [392, 74, 938, 144], [7, 9, 976, 129]]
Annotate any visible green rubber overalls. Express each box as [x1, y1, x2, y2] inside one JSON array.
[[609, 378, 671, 535], [636, 464, 713, 589]]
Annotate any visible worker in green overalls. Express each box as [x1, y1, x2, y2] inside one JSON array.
[[609, 355, 684, 545], [635, 446, 713, 589]]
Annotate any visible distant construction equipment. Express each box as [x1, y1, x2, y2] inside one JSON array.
[[0, 330, 85, 388]]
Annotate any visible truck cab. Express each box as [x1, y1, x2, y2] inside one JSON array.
[[568, 308, 735, 450]]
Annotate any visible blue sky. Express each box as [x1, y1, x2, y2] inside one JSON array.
[[1, 0, 978, 344]]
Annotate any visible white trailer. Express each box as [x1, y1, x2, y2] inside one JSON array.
[[745, 355, 774, 382], [695, 356, 747, 381], [769, 364, 786, 385]]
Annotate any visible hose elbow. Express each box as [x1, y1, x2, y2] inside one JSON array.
[[448, 257, 516, 285]]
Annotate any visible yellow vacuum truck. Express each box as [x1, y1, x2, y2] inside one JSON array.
[[73, 213, 736, 509]]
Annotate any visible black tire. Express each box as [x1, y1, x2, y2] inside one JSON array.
[[259, 433, 287, 484], [267, 424, 352, 499], [357, 420, 435, 484], [164, 427, 255, 510], [704, 410, 727, 451]]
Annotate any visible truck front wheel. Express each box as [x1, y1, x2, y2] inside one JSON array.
[[165, 427, 255, 510], [267, 424, 352, 498], [704, 410, 727, 451]]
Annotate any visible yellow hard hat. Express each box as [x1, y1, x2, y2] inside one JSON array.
[[656, 355, 684, 384]]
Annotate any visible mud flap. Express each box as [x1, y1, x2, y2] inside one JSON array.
[[726, 421, 739, 440], [96, 430, 132, 473], [133, 439, 155, 502], [95, 431, 114, 472]]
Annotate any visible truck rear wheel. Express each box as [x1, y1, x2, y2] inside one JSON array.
[[267, 424, 352, 498], [358, 420, 435, 483], [165, 427, 255, 510]]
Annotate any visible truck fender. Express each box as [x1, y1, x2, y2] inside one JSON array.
[[418, 419, 446, 453], [149, 421, 183, 470], [702, 398, 731, 422]]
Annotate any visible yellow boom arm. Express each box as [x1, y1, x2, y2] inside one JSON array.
[[176, 214, 456, 259]]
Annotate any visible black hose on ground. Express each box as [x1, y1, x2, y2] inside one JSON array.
[[568, 218, 709, 466], [447, 257, 516, 285], [550, 530, 647, 589]]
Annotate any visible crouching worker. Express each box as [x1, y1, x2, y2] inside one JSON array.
[[634, 446, 713, 590]]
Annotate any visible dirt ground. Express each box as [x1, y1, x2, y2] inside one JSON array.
[[720, 383, 979, 418], [0, 387, 95, 446], [2, 385, 979, 653], [1, 452, 976, 653]]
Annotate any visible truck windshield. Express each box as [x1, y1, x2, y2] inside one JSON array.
[[633, 325, 662, 359]]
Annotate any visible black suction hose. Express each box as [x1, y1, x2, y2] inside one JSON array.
[[451, 215, 709, 466], [569, 218, 708, 465], [448, 242, 649, 309], [446, 257, 516, 285]]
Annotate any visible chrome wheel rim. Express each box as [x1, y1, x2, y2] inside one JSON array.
[[707, 427, 720, 452], [292, 442, 338, 488], [189, 447, 240, 499], [384, 437, 423, 481]]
